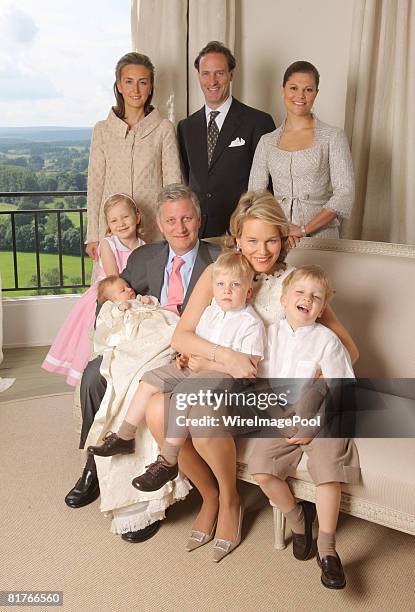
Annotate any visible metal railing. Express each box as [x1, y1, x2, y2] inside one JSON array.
[[0, 191, 88, 292]]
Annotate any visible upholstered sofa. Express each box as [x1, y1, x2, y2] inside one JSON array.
[[235, 238, 415, 548]]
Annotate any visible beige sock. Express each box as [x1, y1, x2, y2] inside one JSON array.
[[160, 441, 180, 466], [317, 530, 336, 558], [285, 502, 305, 535], [117, 420, 137, 441]]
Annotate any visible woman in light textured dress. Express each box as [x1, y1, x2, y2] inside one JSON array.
[[85, 52, 181, 261], [249, 61, 354, 246]]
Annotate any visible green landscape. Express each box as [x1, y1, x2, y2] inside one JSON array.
[[0, 127, 93, 296], [0, 251, 93, 297]]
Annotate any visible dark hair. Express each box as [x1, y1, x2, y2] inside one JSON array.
[[113, 52, 155, 119], [194, 41, 236, 72], [282, 61, 320, 89]]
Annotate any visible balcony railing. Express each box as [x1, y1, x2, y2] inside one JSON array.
[[0, 191, 89, 293]]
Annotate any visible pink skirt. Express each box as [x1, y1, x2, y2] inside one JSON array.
[[42, 284, 98, 386]]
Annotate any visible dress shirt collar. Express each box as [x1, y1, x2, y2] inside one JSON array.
[[210, 297, 248, 319], [205, 96, 233, 130], [167, 240, 200, 270], [280, 318, 317, 336]]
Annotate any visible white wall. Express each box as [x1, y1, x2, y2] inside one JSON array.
[[3, 295, 80, 348], [232, 0, 354, 129]]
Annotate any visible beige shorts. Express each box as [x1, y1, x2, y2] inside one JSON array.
[[142, 363, 239, 437], [248, 436, 361, 486]]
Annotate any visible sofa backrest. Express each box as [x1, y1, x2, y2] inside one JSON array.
[[287, 238, 415, 378]]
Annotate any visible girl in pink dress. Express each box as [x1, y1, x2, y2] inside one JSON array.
[[42, 193, 144, 386]]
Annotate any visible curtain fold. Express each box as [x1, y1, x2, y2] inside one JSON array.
[[131, 0, 236, 122], [131, 0, 188, 124], [188, 0, 235, 113], [343, 0, 415, 244]]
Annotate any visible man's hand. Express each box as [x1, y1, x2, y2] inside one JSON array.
[[86, 241, 99, 261], [285, 437, 313, 445]]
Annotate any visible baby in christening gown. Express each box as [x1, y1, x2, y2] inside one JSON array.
[[93, 275, 179, 355], [86, 275, 190, 532]]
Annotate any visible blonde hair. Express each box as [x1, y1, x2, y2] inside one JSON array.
[[282, 265, 334, 303], [212, 252, 255, 285], [225, 191, 290, 263], [97, 275, 120, 304], [103, 193, 142, 237]]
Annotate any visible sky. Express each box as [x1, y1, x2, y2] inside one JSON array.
[[0, 0, 131, 127]]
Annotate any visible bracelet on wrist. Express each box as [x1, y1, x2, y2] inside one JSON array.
[[211, 344, 219, 362], [301, 225, 308, 237]]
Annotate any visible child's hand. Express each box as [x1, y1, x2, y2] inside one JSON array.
[[141, 295, 152, 305], [117, 301, 131, 311], [285, 437, 313, 445], [176, 354, 189, 370]]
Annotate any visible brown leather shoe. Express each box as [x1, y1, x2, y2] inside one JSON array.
[[292, 500, 316, 560], [131, 455, 179, 491], [317, 553, 346, 589], [87, 432, 135, 457]]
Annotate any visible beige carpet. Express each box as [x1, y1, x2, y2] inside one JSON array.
[[1, 394, 414, 612]]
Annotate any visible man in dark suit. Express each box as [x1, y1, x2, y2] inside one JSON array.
[[178, 41, 275, 238], [64, 184, 220, 541]]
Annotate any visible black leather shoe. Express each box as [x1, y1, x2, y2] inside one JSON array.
[[292, 500, 316, 560], [121, 520, 161, 543], [87, 432, 135, 457], [132, 455, 179, 492], [317, 553, 346, 589], [65, 467, 100, 508]]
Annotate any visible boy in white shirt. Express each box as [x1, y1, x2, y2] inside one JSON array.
[[88, 252, 266, 489], [248, 265, 360, 590]]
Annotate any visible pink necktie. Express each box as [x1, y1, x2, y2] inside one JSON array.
[[165, 256, 185, 314]]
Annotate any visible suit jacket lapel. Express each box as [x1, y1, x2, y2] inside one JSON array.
[[191, 108, 209, 180], [183, 242, 211, 308], [147, 243, 169, 299], [209, 99, 243, 170]]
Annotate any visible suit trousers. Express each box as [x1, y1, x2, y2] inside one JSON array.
[[79, 356, 106, 448]]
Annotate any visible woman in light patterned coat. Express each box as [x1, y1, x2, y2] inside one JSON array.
[[249, 61, 354, 247], [85, 53, 181, 260]]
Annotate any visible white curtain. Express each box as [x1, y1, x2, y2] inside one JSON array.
[[187, 0, 235, 113], [131, 0, 236, 121], [343, 0, 415, 243], [131, 0, 188, 124]]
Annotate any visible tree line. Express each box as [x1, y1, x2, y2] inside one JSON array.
[[0, 164, 87, 256]]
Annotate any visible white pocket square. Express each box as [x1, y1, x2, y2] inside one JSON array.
[[229, 137, 245, 147]]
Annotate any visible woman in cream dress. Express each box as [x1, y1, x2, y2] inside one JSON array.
[[249, 61, 354, 246], [85, 52, 181, 260]]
